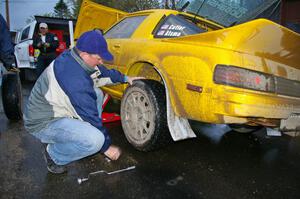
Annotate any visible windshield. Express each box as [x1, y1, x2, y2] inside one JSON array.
[[176, 0, 280, 27]]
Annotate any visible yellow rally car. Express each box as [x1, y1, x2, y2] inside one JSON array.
[[75, 0, 300, 151]]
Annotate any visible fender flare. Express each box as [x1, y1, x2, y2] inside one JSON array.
[[127, 61, 196, 141], [152, 66, 196, 141]]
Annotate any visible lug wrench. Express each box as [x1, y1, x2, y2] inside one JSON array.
[[77, 165, 136, 184]]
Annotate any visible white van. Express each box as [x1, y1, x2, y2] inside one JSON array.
[[14, 16, 75, 81]]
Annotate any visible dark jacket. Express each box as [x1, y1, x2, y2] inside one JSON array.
[[33, 32, 59, 54], [0, 14, 15, 69]]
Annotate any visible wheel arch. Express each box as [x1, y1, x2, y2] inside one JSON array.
[[125, 61, 196, 141], [126, 61, 163, 82]]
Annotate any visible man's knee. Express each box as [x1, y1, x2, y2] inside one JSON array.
[[81, 131, 105, 154]]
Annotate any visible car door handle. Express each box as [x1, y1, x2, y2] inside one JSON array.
[[17, 47, 22, 49], [113, 44, 120, 48]]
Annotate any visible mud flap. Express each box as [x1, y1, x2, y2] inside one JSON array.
[[166, 90, 197, 141], [155, 67, 196, 141]]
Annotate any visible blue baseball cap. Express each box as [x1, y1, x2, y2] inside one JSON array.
[[76, 30, 113, 61]]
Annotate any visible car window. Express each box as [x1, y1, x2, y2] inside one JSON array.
[[154, 14, 205, 38], [20, 26, 30, 41], [104, 15, 147, 39]]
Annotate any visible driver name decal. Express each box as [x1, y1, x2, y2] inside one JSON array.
[[158, 24, 186, 37]]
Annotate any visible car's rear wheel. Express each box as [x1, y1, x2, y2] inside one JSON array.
[[120, 80, 171, 151], [1, 72, 23, 120], [229, 124, 262, 133]]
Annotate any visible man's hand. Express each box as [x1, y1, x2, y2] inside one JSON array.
[[104, 145, 122, 160], [44, 43, 50, 48], [127, 76, 145, 85]]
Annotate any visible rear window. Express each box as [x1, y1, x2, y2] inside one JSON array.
[[154, 14, 205, 38]]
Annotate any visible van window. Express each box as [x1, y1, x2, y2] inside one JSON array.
[[20, 26, 30, 41]]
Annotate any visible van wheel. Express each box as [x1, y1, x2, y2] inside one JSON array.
[[121, 80, 171, 151], [1, 72, 23, 120], [229, 124, 262, 133]]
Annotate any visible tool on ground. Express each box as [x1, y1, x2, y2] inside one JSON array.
[[77, 165, 136, 184]]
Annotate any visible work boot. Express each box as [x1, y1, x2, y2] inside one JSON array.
[[43, 145, 67, 174]]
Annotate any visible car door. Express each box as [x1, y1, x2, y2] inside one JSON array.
[[100, 15, 148, 96], [14, 21, 36, 68]]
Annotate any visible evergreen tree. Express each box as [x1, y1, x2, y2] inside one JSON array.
[[54, 0, 72, 18], [120, 0, 161, 12], [68, 0, 83, 18]]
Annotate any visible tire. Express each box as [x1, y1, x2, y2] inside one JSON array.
[[1, 72, 23, 120], [19, 68, 38, 82], [19, 68, 26, 82], [229, 124, 262, 133], [120, 79, 171, 151]]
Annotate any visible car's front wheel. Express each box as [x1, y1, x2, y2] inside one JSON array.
[[120, 80, 171, 151]]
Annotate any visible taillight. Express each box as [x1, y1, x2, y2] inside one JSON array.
[[214, 65, 275, 93], [28, 45, 34, 56]]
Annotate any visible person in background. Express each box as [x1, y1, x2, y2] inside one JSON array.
[[24, 30, 144, 174], [0, 14, 16, 71], [0, 14, 23, 120], [33, 22, 59, 77]]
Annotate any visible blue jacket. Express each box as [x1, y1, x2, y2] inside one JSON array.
[[24, 48, 127, 152]]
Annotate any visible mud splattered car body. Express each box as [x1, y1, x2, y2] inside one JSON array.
[[75, 0, 300, 150]]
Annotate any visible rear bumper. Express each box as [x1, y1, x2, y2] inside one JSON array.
[[16, 56, 37, 69], [212, 86, 300, 121], [17, 61, 37, 69]]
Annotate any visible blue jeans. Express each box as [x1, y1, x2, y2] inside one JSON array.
[[32, 88, 105, 165]]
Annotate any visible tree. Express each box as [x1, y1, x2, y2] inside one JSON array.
[[68, 0, 83, 18], [54, 0, 72, 18], [119, 0, 161, 12]]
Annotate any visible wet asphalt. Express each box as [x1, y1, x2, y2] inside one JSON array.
[[0, 83, 300, 199]]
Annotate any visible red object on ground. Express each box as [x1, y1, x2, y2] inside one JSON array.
[[101, 93, 121, 123], [102, 112, 121, 123]]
